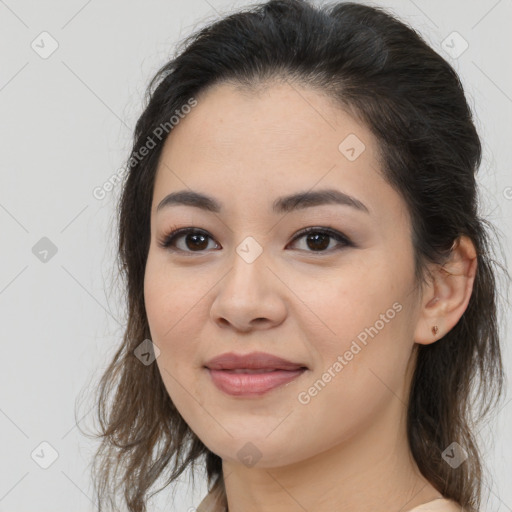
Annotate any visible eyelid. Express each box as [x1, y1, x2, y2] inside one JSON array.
[[157, 225, 354, 256]]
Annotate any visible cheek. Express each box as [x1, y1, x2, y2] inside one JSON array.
[[299, 264, 413, 400], [288, 309, 413, 462], [144, 255, 207, 386], [294, 264, 395, 347], [144, 272, 202, 423], [144, 254, 200, 339]]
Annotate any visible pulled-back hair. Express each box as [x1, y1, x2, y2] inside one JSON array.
[[81, 1, 509, 511]]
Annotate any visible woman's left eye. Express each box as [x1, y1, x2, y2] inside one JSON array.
[[157, 226, 353, 255]]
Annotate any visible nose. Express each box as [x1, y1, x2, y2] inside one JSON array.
[[209, 247, 287, 332]]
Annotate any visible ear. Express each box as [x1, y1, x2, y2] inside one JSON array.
[[414, 235, 477, 345]]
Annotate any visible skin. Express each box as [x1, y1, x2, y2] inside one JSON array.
[[143, 80, 477, 512]]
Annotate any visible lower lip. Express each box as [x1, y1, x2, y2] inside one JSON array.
[[206, 368, 306, 396]]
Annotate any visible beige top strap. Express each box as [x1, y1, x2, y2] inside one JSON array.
[[196, 478, 228, 512], [408, 498, 466, 512], [196, 489, 466, 512]]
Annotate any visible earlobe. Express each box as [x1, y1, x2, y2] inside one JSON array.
[[414, 236, 477, 345]]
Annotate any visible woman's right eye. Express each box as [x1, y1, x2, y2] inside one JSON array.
[[158, 227, 219, 255]]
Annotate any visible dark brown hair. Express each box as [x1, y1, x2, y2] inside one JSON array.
[[78, 1, 509, 511]]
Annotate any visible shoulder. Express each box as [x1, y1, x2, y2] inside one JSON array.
[[408, 498, 471, 512]]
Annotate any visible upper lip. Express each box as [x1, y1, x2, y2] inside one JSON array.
[[204, 351, 307, 371]]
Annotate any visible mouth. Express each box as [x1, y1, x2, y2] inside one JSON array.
[[203, 351, 309, 397]]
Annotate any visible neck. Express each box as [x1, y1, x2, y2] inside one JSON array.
[[221, 395, 441, 512]]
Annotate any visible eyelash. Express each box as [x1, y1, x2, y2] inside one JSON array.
[[157, 225, 354, 256]]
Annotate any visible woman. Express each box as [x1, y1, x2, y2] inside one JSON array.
[[85, 1, 508, 511]]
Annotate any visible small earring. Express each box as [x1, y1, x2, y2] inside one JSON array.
[[432, 325, 439, 336]]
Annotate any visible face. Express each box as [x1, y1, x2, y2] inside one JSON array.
[[144, 80, 423, 469]]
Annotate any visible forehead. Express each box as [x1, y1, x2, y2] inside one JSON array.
[[162, 80, 375, 161], [151, 80, 405, 228]]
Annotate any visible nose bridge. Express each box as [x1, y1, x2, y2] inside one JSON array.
[[224, 234, 269, 296], [209, 234, 286, 329]]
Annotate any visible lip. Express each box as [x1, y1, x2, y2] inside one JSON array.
[[204, 351, 307, 371], [204, 351, 308, 397], [207, 368, 306, 396]]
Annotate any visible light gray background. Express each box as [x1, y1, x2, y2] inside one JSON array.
[[1, 0, 511, 511]]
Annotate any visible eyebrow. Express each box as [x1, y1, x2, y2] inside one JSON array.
[[156, 188, 370, 215]]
